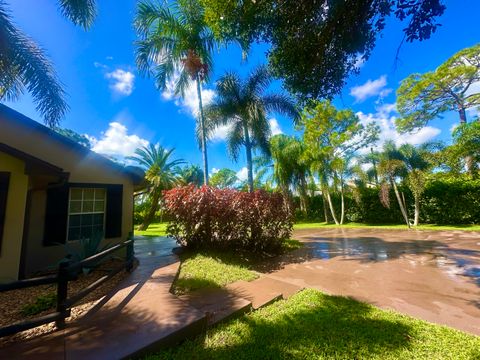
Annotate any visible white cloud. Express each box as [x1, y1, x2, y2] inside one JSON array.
[[90, 122, 148, 159], [210, 124, 234, 142], [350, 75, 391, 103], [269, 118, 283, 136], [105, 69, 135, 96], [162, 74, 215, 117], [93, 61, 107, 69], [236, 167, 249, 181], [356, 106, 441, 154], [211, 168, 220, 174]]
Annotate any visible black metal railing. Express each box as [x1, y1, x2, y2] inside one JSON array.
[[0, 237, 134, 338]]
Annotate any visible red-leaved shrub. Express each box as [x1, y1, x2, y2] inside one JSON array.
[[163, 185, 293, 253]]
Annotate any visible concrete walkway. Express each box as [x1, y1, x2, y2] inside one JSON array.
[[1, 237, 206, 359]]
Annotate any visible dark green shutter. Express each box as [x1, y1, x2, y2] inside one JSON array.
[[105, 184, 123, 238], [44, 184, 69, 246], [0, 172, 10, 253]]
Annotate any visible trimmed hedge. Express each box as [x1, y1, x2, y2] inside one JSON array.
[[164, 185, 293, 253], [294, 177, 480, 225]]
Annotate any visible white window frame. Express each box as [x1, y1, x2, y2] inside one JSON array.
[[67, 187, 106, 241]]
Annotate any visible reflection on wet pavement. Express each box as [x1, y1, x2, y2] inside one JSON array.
[[303, 233, 480, 286], [133, 236, 177, 267]]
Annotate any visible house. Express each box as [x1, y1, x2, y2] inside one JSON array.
[[0, 104, 143, 282]]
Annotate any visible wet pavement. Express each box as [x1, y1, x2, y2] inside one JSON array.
[[133, 235, 178, 267], [268, 228, 480, 335]]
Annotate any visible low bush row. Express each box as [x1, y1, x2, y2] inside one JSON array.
[[295, 176, 480, 225], [163, 185, 293, 253]]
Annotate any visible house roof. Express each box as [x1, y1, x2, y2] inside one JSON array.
[[0, 104, 144, 184]]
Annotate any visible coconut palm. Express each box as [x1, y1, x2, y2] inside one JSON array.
[[128, 144, 184, 230], [204, 66, 299, 192], [0, 0, 97, 127], [134, 0, 216, 185]]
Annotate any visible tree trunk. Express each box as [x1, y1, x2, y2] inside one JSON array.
[[458, 106, 475, 175], [391, 180, 410, 228], [138, 191, 161, 231], [299, 175, 308, 214], [325, 188, 340, 225], [322, 192, 329, 223], [340, 182, 345, 225], [243, 125, 254, 192], [459, 107, 467, 124], [371, 147, 379, 186], [413, 195, 420, 226], [196, 74, 209, 185]]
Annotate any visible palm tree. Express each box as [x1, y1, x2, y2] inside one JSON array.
[[204, 66, 299, 192], [398, 143, 433, 226], [0, 0, 97, 127], [128, 143, 184, 230], [176, 164, 203, 186], [134, 0, 216, 185], [377, 141, 410, 227], [269, 134, 310, 212]]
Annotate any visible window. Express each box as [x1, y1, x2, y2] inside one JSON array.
[[67, 188, 106, 241]]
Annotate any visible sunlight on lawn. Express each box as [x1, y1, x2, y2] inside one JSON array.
[[148, 289, 480, 360]]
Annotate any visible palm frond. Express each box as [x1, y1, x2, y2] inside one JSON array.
[[262, 93, 300, 124], [0, 2, 68, 127], [58, 0, 96, 29]]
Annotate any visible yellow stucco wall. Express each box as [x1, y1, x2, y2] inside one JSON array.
[[0, 152, 28, 282], [0, 112, 135, 277]]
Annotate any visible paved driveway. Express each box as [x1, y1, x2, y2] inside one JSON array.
[[267, 228, 480, 335]]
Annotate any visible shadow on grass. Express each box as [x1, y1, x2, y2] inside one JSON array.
[[152, 291, 422, 359]]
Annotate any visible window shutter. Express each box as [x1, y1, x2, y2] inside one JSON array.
[[105, 184, 123, 238], [44, 184, 69, 246], [0, 172, 10, 253]]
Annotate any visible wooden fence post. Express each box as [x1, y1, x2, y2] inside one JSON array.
[[56, 259, 71, 328]]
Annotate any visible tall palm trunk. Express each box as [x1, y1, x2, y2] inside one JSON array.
[[298, 175, 308, 214], [243, 124, 254, 192], [138, 191, 161, 231], [196, 74, 209, 185], [325, 188, 340, 225], [322, 192, 330, 223], [391, 179, 410, 228], [340, 181, 345, 225], [413, 195, 420, 226]]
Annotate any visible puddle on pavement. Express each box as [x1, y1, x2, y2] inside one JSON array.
[[134, 237, 177, 258], [306, 236, 480, 286]]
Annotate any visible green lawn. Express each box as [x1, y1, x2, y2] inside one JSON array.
[[135, 222, 168, 237], [294, 222, 480, 232], [172, 251, 259, 295], [148, 289, 480, 360], [135, 222, 480, 238], [172, 240, 302, 295]]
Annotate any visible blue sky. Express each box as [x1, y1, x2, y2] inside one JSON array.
[[5, 0, 480, 179]]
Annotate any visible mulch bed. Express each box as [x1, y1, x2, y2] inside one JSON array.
[[0, 258, 130, 347]]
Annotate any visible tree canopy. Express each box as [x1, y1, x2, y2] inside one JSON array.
[[209, 168, 239, 189], [397, 43, 480, 132], [200, 0, 446, 101], [134, 0, 217, 185]]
